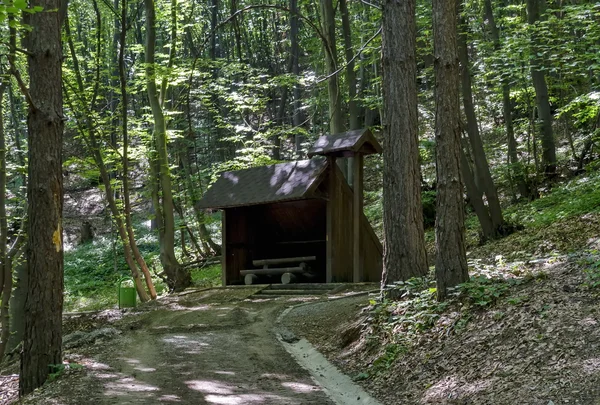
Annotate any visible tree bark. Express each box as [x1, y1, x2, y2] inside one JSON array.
[[20, 0, 65, 394], [290, 0, 303, 154], [483, 0, 530, 198], [320, 0, 344, 137], [120, 0, 157, 299], [339, 0, 359, 183], [145, 0, 191, 291], [526, 0, 556, 177], [457, 17, 505, 235], [460, 146, 495, 240], [433, 0, 469, 301], [381, 0, 428, 288], [64, 14, 152, 302]]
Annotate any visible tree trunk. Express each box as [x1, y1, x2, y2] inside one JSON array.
[[381, 0, 428, 288], [460, 147, 495, 241], [64, 13, 152, 302], [457, 17, 505, 235], [339, 0, 359, 184], [145, 0, 191, 291], [433, 0, 469, 301], [20, 0, 65, 394], [483, 0, 530, 198], [526, 0, 556, 177], [7, 261, 26, 356], [0, 82, 10, 362], [320, 0, 344, 137], [290, 0, 303, 154], [120, 0, 157, 299]]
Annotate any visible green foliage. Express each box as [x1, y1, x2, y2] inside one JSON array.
[[191, 264, 222, 288], [64, 235, 165, 312], [454, 275, 515, 308], [505, 172, 600, 228], [364, 278, 448, 377], [582, 251, 600, 289]]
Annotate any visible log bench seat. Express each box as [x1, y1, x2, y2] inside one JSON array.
[[242, 256, 317, 285]]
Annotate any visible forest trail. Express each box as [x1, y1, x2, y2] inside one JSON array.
[[18, 287, 376, 405]]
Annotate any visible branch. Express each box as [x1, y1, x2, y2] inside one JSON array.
[[315, 26, 382, 84], [358, 0, 381, 9]]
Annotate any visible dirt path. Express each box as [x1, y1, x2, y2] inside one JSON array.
[[20, 289, 337, 405]]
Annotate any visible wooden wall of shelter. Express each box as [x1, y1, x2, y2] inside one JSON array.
[[198, 128, 383, 285]]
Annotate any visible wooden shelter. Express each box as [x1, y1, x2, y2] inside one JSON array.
[[198, 128, 383, 285]]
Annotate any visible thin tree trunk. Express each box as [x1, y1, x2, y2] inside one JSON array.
[[483, 0, 530, 198], [460, 147, 495, 240], [526, 0, 556, 177], [145, 0, 191, 291], [381, 0, 428, 289], [433, 0, 469, 301], [320, 0, 344, 135], [0, 82, 10, 362], [290, 0, 303, 154], [20, 0, 64, 394], [65, 14, 151, 302], [457, 17, 505, 235], [120, 0, 157, 299]]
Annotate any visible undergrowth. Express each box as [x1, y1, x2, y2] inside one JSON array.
[[362, 270, 535, 380], [64, 235, 222, 312]]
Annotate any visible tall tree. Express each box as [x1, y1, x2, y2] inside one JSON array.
[[380, 0, 428, 289], [320, 0, 344, 137], [526, 0, 556, 176], [433, 0, 468, 301], [483, 0, 530, 198], [458, 13, 505, 239], [19, 0, 65, 394], [145, 0, 191, 291]]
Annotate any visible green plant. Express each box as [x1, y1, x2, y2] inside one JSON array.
[[371, 343, 408, 372], [583, 253, 600, 289], [455, 275, 513, 308]]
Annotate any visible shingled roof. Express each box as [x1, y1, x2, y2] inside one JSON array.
[[307, 128, 382, 158], [197, 157, 328, 209]]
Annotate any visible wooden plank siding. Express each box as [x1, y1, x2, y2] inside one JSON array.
[[329, 162, 355, 282], [224, 207, 249, 285]]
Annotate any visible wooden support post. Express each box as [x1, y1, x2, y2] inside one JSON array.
[[353, 154, 364, 282], [281, 273, 297, 284], [244, 274, 258, 285], [326, 156, 335, 283], [221, 210, 227, 286]]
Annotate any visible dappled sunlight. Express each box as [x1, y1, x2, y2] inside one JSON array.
[[94, 372, 120, 379], [260, 373, 289, 380], [213, 371, 236, 376], [280, 381, 320, 393], [198, 158, 327, 209], [186, 380, 235, 394], [158, 394, 182, 402], [223, 172, 240, 185], [422, 376, 492, 402], [134, 366, 157, 372], [104, 377, 160, 394], [205, 393, 275, 404], [582, 358, 600, 374], [163, 334, 211, 355], [186, 379, 290, 404]]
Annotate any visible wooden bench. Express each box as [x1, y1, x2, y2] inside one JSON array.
[[242, 256, 316, 285]]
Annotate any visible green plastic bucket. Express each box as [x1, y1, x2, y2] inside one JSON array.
[[118, 277, 136, 308]]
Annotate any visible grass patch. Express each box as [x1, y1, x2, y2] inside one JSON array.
[[64, 236, 166, 312], [505, 173, 600, 228], [191, 264, 222, 288]]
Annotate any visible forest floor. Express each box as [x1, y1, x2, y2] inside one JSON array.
[[3, 285, 377, 405]]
